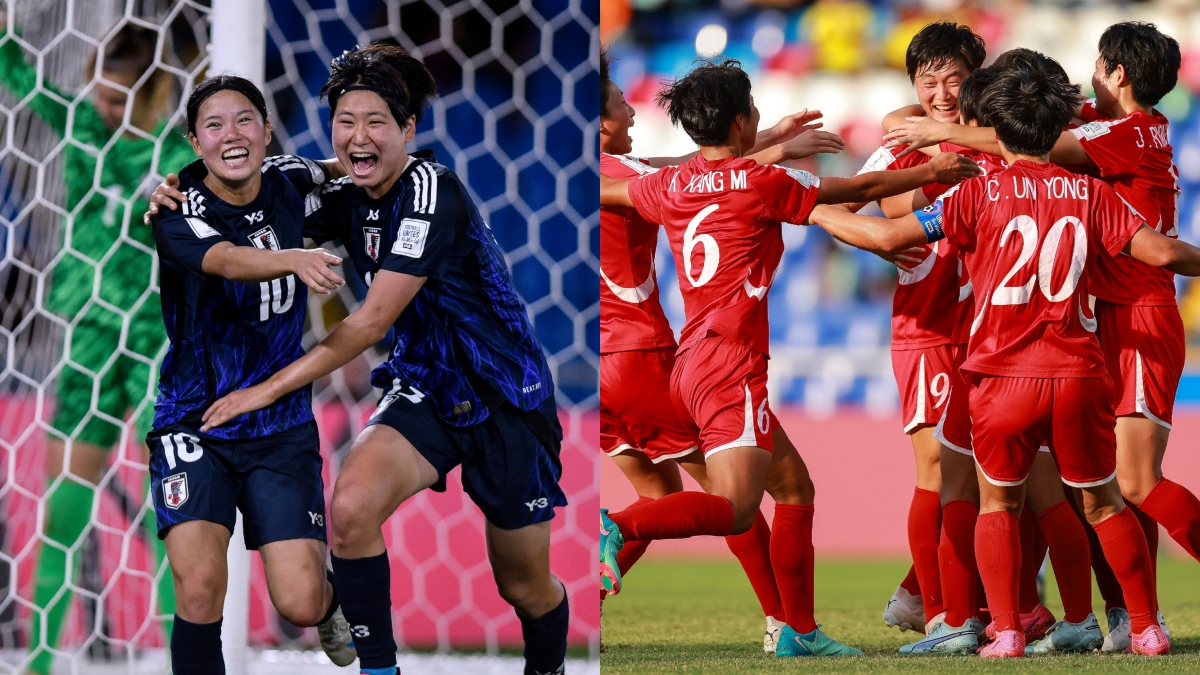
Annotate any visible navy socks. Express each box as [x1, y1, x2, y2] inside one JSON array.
[[171, 615, 224, 675], [520, 587, 569, 675], [331, 552, 397, 669]]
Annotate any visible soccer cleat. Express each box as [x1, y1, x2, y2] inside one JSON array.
[[1158, 611, 1171, 639], [1129, 623, 1170, 655], [600, 508, 625, 595], [979, 629, 1024, 658], [1101, 607, 1131, 652], [316, 605, 358, 666], [1024, 614, 1103, 654], [883, 585, 925, 633], [899, 616, 984, 655], [984, 604, 1054, 642], [775, 625, 863, 657], [763, 616, 785, 653]]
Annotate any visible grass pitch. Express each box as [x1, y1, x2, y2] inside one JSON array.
[[601, 556, 1200, 674]]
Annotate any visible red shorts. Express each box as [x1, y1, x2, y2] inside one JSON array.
[[601, 348, 700, 462], [893, 344, 961, 433], [670, 335, 779, 456], [1095, 300, 1184, 428], [934, 349, 972, 454], [969, 375, 1117, 488]]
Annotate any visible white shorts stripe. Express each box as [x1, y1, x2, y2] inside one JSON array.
[[1134, 350, 1172, 430]]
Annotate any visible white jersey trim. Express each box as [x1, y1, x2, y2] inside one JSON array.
[[1134, 350, 1172, 429], [975, 458, 1027, 487], [903, 354, 928, 433], [1062, 469, 1118, 489], [604, 443, 636, 457], [651, 446, 701, 464]]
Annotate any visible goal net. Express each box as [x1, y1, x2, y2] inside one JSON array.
[[0, 0, 599, 671]]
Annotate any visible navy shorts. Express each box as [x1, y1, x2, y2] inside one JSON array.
[[147, 421, 327, 549], [366, 382, 567, 530]]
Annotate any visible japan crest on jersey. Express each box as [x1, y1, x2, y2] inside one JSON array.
[[162, 473, 188, 509], [364, 227, 383, 261], [248, 225, 280, 251]]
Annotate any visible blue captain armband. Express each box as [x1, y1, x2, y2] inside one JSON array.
[[915, 201, 945, 243]]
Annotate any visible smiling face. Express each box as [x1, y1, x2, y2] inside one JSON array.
[[914, 60, 969, 124], [332, 90, 415, 198], [188, 89, 270, 188], [600, 83, 635, 155]]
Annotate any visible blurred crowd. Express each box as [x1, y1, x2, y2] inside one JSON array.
[[602, 0, 1200, 410]]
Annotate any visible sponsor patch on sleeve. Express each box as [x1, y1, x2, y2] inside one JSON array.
[[1077, 121, 1111, 140], [186, 217, 220, 239], [392, 218, 431, 258]]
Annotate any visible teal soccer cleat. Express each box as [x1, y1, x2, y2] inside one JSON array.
[[776, 625, 863, 657], [1025, 615, 1103, 654], [600, 508, 625, 595], [899, 616, 984, 655]]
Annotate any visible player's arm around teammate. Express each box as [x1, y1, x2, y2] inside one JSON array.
[[150, 77, 355, 672]]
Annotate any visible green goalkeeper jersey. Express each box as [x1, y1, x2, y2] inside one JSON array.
[[0, 32, 196, 318]]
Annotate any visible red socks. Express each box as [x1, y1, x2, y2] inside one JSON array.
[[1139, 478, 1200, 563], [1017, 508, 1041, 613], [908, 488, 943, 618], [976, 511, 1022, 633], [615, 498, 655, 577], [939, 500, 979, 627], [900, 564, 921, 598], [1093, 508, 1159, 634], [771, 503, 818, 633], [726, 510, 785, 621], [1036, 501, 1092, 623], [608, 492, 735, 541]]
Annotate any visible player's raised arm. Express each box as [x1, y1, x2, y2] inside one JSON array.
[[815, 151, 979, 204], [807, 203, 940, 254], [884, 117, 1002, 157], [600, 173, 634, 208]]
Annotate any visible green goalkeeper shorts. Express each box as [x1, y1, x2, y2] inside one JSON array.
[[50, 298, 166, 448]]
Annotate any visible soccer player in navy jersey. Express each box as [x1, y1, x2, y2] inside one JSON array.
[[148, 76, 355, 674], [195, 44, 570, 675]]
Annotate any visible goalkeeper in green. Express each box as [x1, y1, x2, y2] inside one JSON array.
[[0, 22, 191, 674]]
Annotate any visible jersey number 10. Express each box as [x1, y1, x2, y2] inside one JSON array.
[[259, 275, 296, 321]]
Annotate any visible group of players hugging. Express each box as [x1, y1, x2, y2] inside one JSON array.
[[599, 19, 1200, 658], [17, 28, 572, 675]]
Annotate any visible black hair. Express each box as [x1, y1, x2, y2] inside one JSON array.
[[991, 48, 1070, 83], [905, 21, 986, 82], [320, 41, 437, 129], [655, 58, 751, 147], [1097, 22, 1180, 107], [99, 24, 159, 78], [601, 44, 612, 117], [957, 67, 997, 127], [185, 75, 270, 136], [978, 67, 1083, 156]]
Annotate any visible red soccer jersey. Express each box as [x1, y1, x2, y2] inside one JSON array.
[[941, 161, 1146, 377], [628, 154, 819, 355], [858, 143, 998, 348], [1071, 100, 1179, 306], [600, 153, 677, 353]]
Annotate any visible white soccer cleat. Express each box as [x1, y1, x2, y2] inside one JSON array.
[[764, 615, 785, 653], [883, 585, 925, 632], [1159, 611, 1171, 639], [1102, 607, 1131, 653], [316, 605, 358, 667]]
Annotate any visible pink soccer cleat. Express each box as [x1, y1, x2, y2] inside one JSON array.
[[979, 629, 1025, 658], [1128, 623, 1170, 656], [985, 604, 1054, 643]]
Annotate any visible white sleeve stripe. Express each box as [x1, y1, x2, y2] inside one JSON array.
[[423, 164, 438, 214], [412, 168, 425, 213], [418, 164, 433, 213]]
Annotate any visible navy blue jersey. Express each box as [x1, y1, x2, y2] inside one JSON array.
[[307, 150, 554, 427], [152, 155, 329, 439]]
